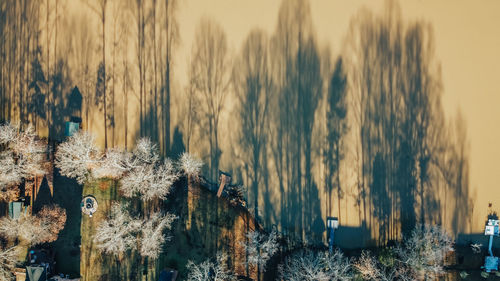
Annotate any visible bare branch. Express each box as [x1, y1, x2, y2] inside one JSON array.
[[55, 131, 100, 184]]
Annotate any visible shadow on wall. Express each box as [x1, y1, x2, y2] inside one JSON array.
[[333, 224, 371, 249], [341, 0, 472, 244], [0, 0, 474, 252]]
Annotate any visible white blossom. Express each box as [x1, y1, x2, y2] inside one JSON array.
[[140, 212, 177, 259], [94, 203, 141, 255], [186, 253, 234, 281], [55, 131, 100, 184], [179, 152, 203, 179], [13, 125, 47, 178], [279, 249, 352, 281]]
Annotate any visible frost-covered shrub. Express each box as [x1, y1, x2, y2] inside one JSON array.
[[241, 230, 278, 272], [94, 203, 177, 259], [140, 212, 177, 259], [55, 131, 100, 184], [179, 152, 203, 180], [279, 249, 352, 281], [186, 253, 234, 281], [396, 224, 453, 279], [354, 225, 453, 281], [119, 160, 179, 201], [91, 148, 129, 179], [0, 246, 18, 281], [0, 205, 66, 245], [0, 123, 48, 201], [94, 203, 141, 255]]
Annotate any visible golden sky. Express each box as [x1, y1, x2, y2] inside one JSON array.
[[176, 0, 500, 230]]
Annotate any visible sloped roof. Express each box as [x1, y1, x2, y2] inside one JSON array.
[[26, 266, 46, 281]]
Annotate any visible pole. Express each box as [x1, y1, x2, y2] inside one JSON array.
[[329, 227, 334, 253], [489, 235, 494, 257]]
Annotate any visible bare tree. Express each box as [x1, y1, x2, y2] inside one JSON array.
[[94, 203, 141, 255], [279, 249, 352, 281], [354, 225, 452, 281], [354, 251, 384, 280], [353, 250, 411, 281], [131, 137, 160, 165], [179, 152, 203, 180], [95, 203, 177, 259], [140, 212, 177, 259], [190, 17, 230, 181], [0, 246, 18, 281], [120, 159, 179, 201], [186, 253, 235, 281], [91, 148, 129, 179], [0, 204, 66, 245], [241, 230, 278, 280], [55, 131, 100, 184], [108, 0, 127, 147], [396, 224, 453, 280], [0, 123, 48, 201]]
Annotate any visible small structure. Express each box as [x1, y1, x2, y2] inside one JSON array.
[[9, 201, 25, 219], [327, 217, 339, 253], [483, 219, 500, 272], [217, 171, 232, 198], [65, 116, 81, 137], [81, 196, 98, 217], [65, 86, 83, 137], [26, 266, 47, 281], [25, 248, 54, 281]]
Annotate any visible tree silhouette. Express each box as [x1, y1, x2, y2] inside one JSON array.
[[190, 18, 230, 181], [86, 0, 108, 148], [268, 0, 322, 242], [233, 28, 272, 225], [344, 0, 469, 242], [324, 57, 348, 222]]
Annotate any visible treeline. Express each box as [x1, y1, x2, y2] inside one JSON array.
[[0, 0, 471, 246], [0, 0, 177, 151]]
